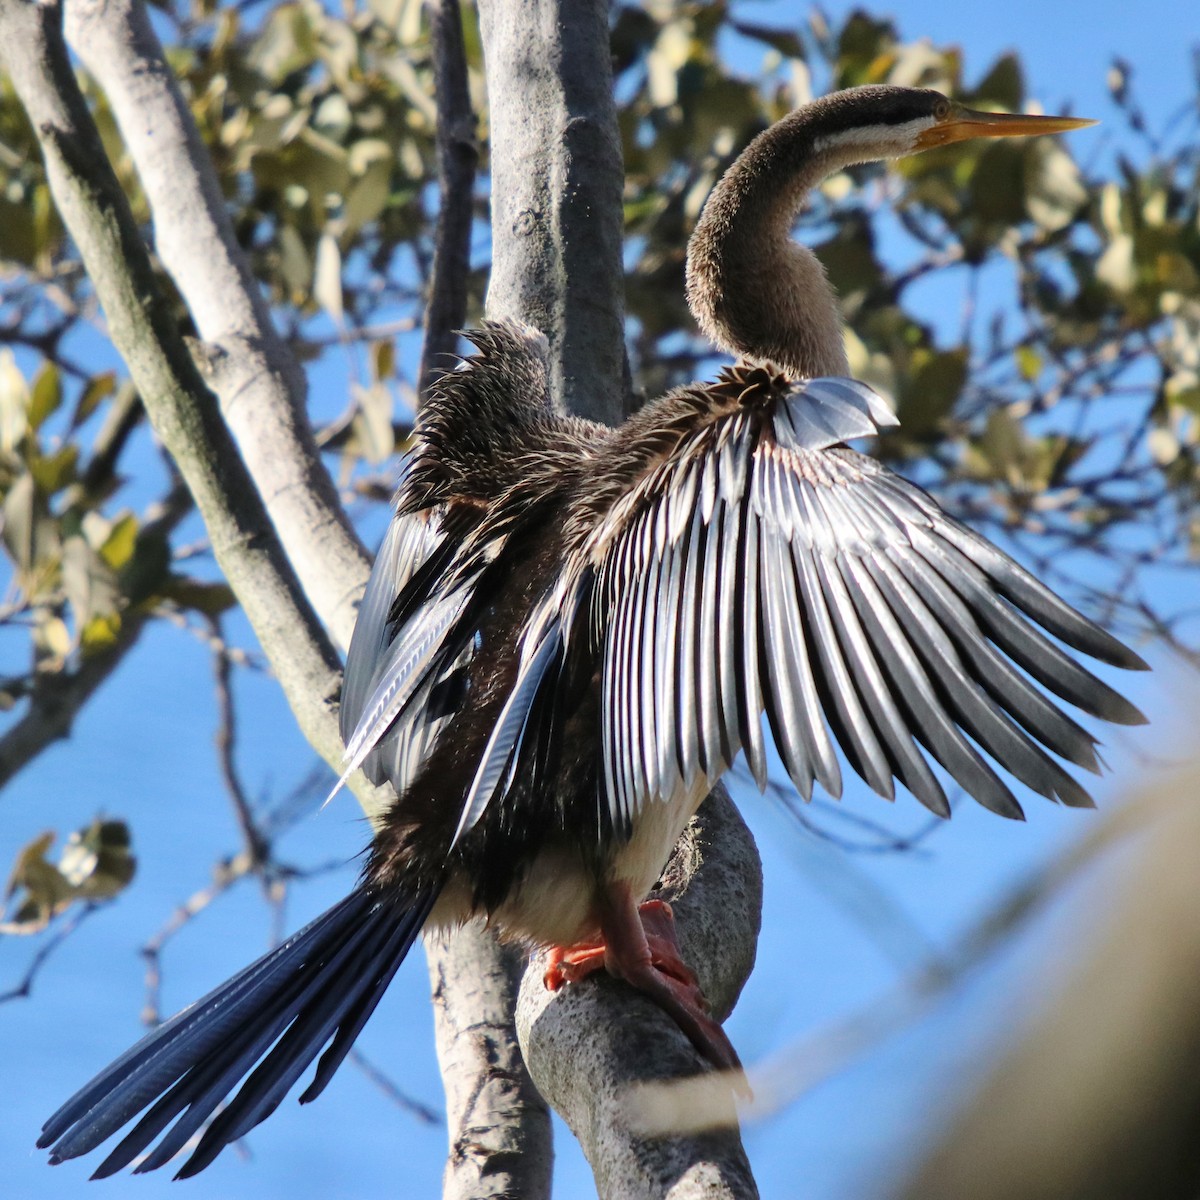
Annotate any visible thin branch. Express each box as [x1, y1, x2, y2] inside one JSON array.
[[205, 614, 270, 872], [418, 0, 479, 398], [346, 1048, 442, 1126], [139, 854, 254, 1026], [0, 903, 98, 1005]]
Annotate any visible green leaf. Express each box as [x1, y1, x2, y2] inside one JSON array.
[[278, 223, 312, 299], [1026, 139, 1088, 233], [70, 371, 117, 431], [371, 339, 396, 382], [250, 2, 319, 83], [28, 362, 62, 431], [61, 533, 121, 647], [313, 231, 344, 323], [4, 832, 74, 931], [97, 511, 139, 571], [898, 348, 968, 436], [813, 217, 882, 306], [159, 576, 237, 616], [119, 528, 172, 606], [59, 818, 136, 901], [970, 53, 1024, 111], [348, 381, 395, 464], [344, 142, 394, 236], [731, 20, 806, 61], [29, 444, 78, 495], [0, 348, 29, 453], [967, 142, 1028, 226], [80, 611, 122, 651], [1015, 345, 1042, 382]]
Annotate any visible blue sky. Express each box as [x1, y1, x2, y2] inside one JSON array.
[[2, 2, 1196, 1198]]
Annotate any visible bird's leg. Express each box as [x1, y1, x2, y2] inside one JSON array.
[[543, 884, 742, 1074]]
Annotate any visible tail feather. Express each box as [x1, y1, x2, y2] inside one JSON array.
[[40, 886, 437, 1178]]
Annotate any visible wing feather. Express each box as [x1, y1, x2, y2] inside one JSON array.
[[457, 375, 1145, 837]]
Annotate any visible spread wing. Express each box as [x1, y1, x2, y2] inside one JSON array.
[[460, 376, 1146, 836], [338, 455, 472, 797]]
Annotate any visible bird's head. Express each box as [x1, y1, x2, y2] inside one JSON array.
[[800, 84, 1097, 164], [687, 85, 1095, 378]]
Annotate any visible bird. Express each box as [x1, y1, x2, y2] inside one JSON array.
[[39, 84, 1146, 1179]]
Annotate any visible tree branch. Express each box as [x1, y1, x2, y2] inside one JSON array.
[[427, 924, 555, 1200], [476, 3, 763, 1195], [418, 0, 478, 397], [0, 0, 390, 819], [478, 0, 629, 422], [63, 0, 370, 651]]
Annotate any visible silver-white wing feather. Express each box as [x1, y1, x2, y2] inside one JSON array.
[[338, 455, 466, 798], [585, 376, 1145, 823]]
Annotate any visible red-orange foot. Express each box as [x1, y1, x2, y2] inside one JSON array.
[[543, 889, 742, 1078]]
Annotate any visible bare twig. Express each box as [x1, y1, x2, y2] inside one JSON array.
[[204, 615, 271, 873], [139, 853, 257, 1026], [346, 1047, 442, 1125], [0, 902, 98, 1005]]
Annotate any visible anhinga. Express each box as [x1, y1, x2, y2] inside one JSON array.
[[40, 86, 1145, 1178]]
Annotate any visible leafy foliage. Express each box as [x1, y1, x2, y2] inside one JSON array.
[[3, 818, 135, 932]]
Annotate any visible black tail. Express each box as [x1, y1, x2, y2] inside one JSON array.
[[39, 885, 438, 1179]]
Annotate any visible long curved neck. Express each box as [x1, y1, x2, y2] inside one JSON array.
[[686, 99, 886, 380]]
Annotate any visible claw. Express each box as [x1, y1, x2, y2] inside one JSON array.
[[543, 887, 743, 1079]]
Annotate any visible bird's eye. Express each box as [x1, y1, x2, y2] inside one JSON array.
[[934, 97, 953, 120]]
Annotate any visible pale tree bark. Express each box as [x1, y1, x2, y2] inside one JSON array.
[[476, 2, 763, 1196], [896, 762, 1200, 1200], [427, 922, 554, 1199], [0, 0, 395, 811], [478, 0, 629, 423], [63, 0, 370, 652]]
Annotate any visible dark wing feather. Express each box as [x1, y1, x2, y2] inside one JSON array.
[[40, 888, 437, 1178], [340, 455, 444, 741]]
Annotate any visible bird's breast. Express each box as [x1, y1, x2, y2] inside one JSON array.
[[427, 773, 713, 950]]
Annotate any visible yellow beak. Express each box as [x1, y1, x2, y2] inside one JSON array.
[[915, 104, 1097, 151]]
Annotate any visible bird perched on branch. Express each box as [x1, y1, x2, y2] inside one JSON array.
[[41, 85, 1146, 1178]]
